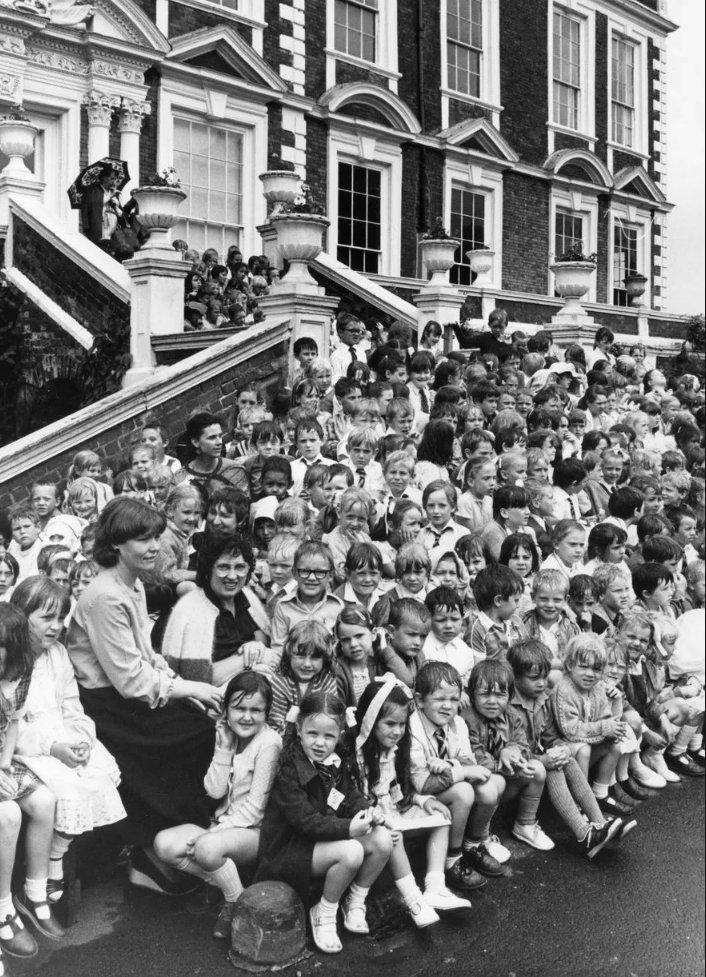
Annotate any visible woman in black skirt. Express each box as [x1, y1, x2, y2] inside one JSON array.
[[66, 497, 222, 894]]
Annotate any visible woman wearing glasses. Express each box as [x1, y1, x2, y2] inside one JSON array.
[[66, 498, 222, 895]]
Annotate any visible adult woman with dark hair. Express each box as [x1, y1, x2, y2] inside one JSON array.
[[178, 411, 242, 502], [162, 533, 272, 686], [587, 327, 615, 371], [66, 497, 222, 894]]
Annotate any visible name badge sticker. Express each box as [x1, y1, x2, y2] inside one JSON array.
[[327, 787, 345, 811], [390, 784, 404, 805]]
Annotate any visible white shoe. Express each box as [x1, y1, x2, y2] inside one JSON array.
[[340, 895, 369, 935], [642, 750, 680, 784], [406, 898, 440, 928], [629, 752, 666, 789], [309, 904, 342, 954], [512, 821, 555, 852], [423, 886, 471, 912], [484, 834, 512, 864]]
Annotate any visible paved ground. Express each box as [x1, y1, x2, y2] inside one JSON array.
[[10, 777, 704, 977]]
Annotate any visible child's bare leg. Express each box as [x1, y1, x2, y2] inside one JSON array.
[[352, 826, 393, 888], [590, 742, 621, 797], [17, 787, 54, 881], [436, 783, 474, 853], [425, 825, 449, 876], [311, 840, 365, 903], [0, 801, 21, 900], [514, 762, 546, 825], [573, 742, 592, 779], [466, 774, 504, 841]]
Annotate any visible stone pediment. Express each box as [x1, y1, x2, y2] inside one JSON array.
[[87, 0, 170, 54], [167, 25, 287, 91], [438, 117, 519, 163], [613, 165, 666, 204]]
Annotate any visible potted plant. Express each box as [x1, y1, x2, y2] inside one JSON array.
[[419, 217, 460, 286], [269, 183, 329, 286], [550, 241, 597, 306], [0, 105, 39, 175], [259, 155, 301, 214], [624, 271, 648, 306], [130, 168, 186, 250], [466, 244, 495, 286]]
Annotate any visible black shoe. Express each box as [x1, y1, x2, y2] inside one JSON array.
[[687, 748, 706, 768], [581, 819, 624, 860], [13, 895, 65, 942], [664, 752, 705, 778], [597, 794, 633, 817], [446, 858, 487, 891], [462, 843, 505, 877], [618, 777, 652, 801], [128, 849, 201, 897], [0, 912, 38, 958], [610, 783, 641, 809]]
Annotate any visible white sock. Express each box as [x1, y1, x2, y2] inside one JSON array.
[[317, 896, 339, 919], [395, 873, 423, 906], [0, 894, 16, 921], [591, 781, 609, 799], [208, 859, 243, 903], [444, 853, 461, 870], [25, 878, 50, 919], [689, 732, 703, 752], [346, 881, 369, 909], [669, 725, 696, 756], [424, 871, 445, 895]]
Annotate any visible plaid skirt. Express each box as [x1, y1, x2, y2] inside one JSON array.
[[5, 759, 42, 800]]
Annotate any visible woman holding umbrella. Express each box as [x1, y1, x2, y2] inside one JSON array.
[[68, 157, 137, 258]]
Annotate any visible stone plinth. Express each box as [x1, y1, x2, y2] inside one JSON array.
[[259, 282, 338, 376]]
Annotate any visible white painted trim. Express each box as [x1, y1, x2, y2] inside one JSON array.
[[608, 202, 653, 308], [318, 83, 421, 134], [312, 252, 418, 329], [4, 268, 93, 350], [443, 157, 504, 287], [439, 0, 501, 129], [0, 318, 291, 485], [325, 1, 399, 92], [8, 198, 130, 303], [167, 24, 284, 91], [547, 1, 596, 152], [606, 19, 649, 160], [548, 186, 599, 300]]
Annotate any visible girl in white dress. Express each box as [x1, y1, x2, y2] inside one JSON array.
[[10, 577, 125, 902]]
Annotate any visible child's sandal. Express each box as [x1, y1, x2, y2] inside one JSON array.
[[46, 880, 64, 904], [309, 904, 342, 954], [341, 895, 369, 935]]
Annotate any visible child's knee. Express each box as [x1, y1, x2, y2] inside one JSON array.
[[445, 782, 475, 811], [23, 785, 55, 819], [474, 780, 501, 806], [576, 743, 591, 764], [625, 711, 642, 736], [0, 800, 21, 835], [341, 841, 365, 871], [369, 826, 393, 858], [192, 833, 222, 868], [531, 761, 546, 784]]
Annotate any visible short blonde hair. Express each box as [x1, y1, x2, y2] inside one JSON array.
[[564, 634, 606, 671]]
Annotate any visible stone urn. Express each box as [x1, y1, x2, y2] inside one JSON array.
[[466, 247, 495, 286], [550, 259, 596, 308], [259, 169, 301, 215], [130, 185, 187, 250], [270, 212, 329, 286], [624, 272, 648, 307], [0, 118, 39, 175], [420, 237, 460, 286]]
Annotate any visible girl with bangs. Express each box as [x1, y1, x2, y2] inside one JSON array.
[[66, 498, 222, 897], [268, 620, 337, 735], [499, 532, 540, 616]]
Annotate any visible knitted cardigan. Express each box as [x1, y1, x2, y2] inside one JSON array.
[[163, 586, 270, 684]]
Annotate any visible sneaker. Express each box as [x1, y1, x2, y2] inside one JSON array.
[[445, 858, 487, 891], [512, 821, 555, 852], [665, 752, 706, 778], [13, 895, 65, 942], [581, 819, 624, 860], [423, 887, 472, 912], [608, 818, 637, 848], [642, 750, 680, 784], [212, 901, 237, 940], [0, 912, 38, 959], [463, 842, 505, 877], [619, 777, 652, 801], [629, 752, 666, 789], [128, 849, 201, 897], [609, 782, 641, 809], [484, 835, 512, 864], [597, 794, 633, 817], [406, 898, 440, 928]]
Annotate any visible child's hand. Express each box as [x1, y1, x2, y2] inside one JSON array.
[[605, 718, 625, 740], [368, 807, 387, 827], [464, 764, 491, 784], [214, 717, 235, 753], [604, 685, 622, 700], [512, 758, 536, 779], [240, 641, 268, 669], [656, 687, 675, 703], [544, 745, 569, 770], [349, 809, 374, 838], [642, 727, 667, 750], [498, 747, 523, 774], [0, 768, 17, 801], [72, 741, 91, 764], [50, 742, 87, 768], [428, 757, 452, 775], [423, 798, 452, 820]]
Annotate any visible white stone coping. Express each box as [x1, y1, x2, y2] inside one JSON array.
[[0, 317, 290, 485], [312, 252, 418, 329], [5, 267, 94, 350], [8, 197, 131, 304]]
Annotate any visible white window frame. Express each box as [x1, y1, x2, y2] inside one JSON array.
[[158, 76, 268, 258], [439, 0, 501, 129], [336, 159, 384, 274], [443, 153, 503, 287], [325, 1, 400, 92], [162, 0, 266, 54], [547, 1, 595, 152], [606, 18, 649, 166], [326, 125, 402, 276], [549, 185, 598, 301], [609, 202, 651, 308]]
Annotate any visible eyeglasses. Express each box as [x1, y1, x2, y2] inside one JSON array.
[[296, 567, 330, 580]]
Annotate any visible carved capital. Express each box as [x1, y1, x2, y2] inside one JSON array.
[[117, 98, 151, 135], [83, 90, 119, 127]]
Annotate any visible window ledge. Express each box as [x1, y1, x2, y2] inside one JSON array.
[[547, 121, 596, 146], [440, 88, 503, 116], [606, 140, 649, 161], [170, 0, 266, 32], [324, 48, 402, 82]]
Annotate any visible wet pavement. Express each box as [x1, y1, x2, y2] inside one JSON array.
[[11, 776, 704, 977]]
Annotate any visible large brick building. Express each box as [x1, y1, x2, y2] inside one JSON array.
[[0, 0, 677, 309]]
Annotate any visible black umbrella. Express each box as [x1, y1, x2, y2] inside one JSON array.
[[67, 157, 130, 209]]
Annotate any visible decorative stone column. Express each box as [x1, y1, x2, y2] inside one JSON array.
[[83, 91, 118, 161], [413, 284, 463, 351], [117, 99, 150, 193]]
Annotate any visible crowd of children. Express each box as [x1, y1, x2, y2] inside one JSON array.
[[180, 243, 272, 332], [0, 308, 704, 968]]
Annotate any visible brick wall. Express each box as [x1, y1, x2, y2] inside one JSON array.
[[594, 13, 609, 162], [12, 218, 130, 337], [304, 0, 326, 99], [553, 133, 591, 153], [128, 0, 156, 17], [168, 2, 251, 42], [0, 338, 288, 511], [500, 299, 558, 326], [399, 0, 442, 134], [400, 144, 421, 277], [305, 117, 328, 216], [596, 197, 611, 303], [448, 100, 493, 128], [501, 172, 550, 293], [499, 0, 548, 166], [139, 69, 160, 182]]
